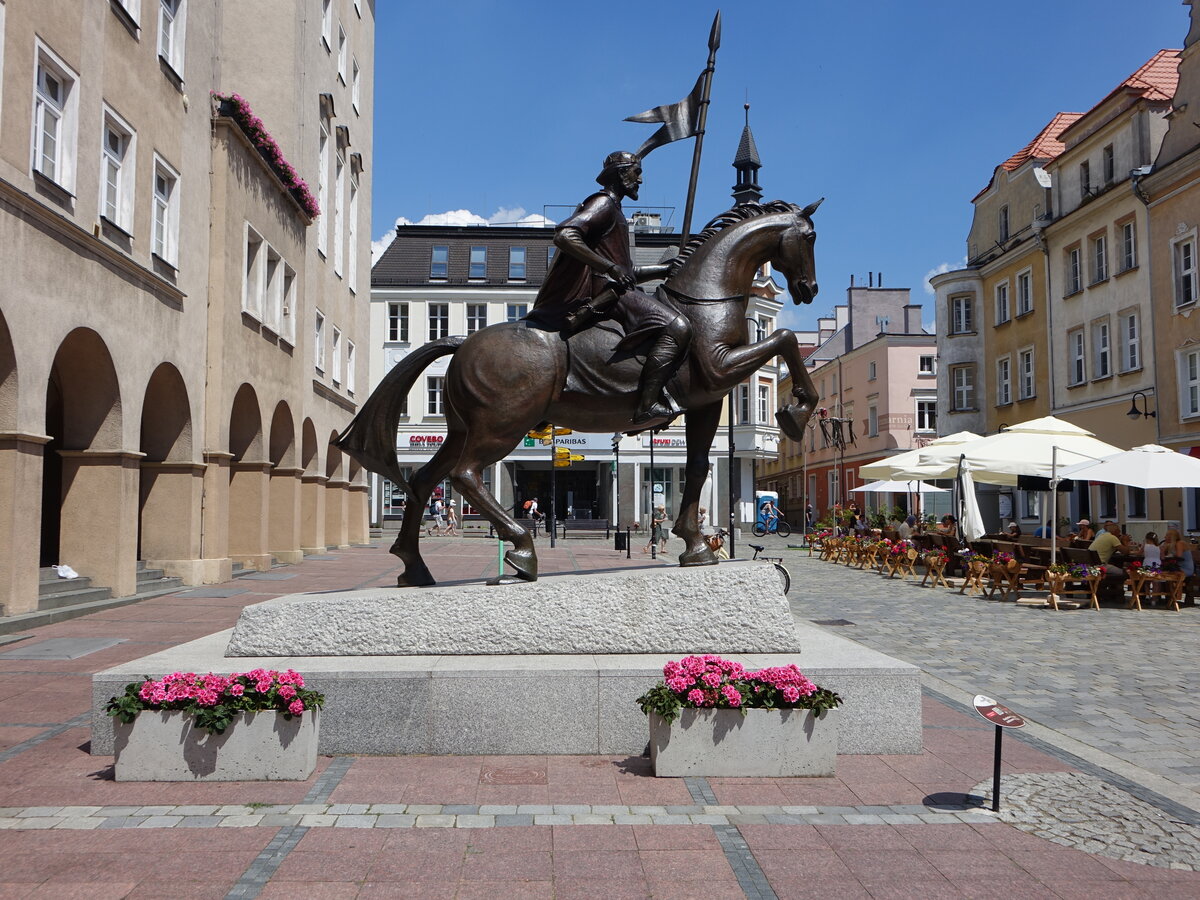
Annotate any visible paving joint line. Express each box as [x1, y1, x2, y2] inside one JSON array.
[[0, 712, 90, 765], [713, 823, 778, 900]]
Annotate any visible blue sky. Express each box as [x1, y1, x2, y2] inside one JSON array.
[[371, 0, 1189, 331]]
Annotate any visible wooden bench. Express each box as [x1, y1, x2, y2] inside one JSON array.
[[556, 519, 613, 539]]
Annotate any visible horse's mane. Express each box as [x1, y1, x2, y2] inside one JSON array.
[[666, 199, 804, 277]]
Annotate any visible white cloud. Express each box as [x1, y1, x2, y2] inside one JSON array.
[[371, 207, 557, 264], [923, 258, 967, 295]]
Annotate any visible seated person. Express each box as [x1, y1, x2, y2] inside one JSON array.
[[1033, 522, 1054, 539], [936, 515, 958, 538], [1163, 528, 1196, 577], [1005, 522, 1023, 539], [1141, 532, 1162, 567], [1071, 519, 1095, 542], [897, 516, 914, 540], [1088, 521, 1130, 580]]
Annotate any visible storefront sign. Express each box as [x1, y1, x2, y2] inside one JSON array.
[[408, 435, 445, 446], [643, 436, 688, 448]]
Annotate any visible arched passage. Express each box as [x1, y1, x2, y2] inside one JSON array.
[[42, 328, 136, 595], [138, 363, 201, 570], [324, 430, 348, 548], [299, 418, 325, 554], [267, 402, 303, 562], [227, 384, 272, 569], [0, 310, 41, 615]]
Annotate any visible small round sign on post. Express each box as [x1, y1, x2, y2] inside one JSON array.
[[972, 694, 1025, 813]]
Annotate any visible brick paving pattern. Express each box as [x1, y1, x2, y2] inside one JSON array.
[[0, 535, 1195, 897]]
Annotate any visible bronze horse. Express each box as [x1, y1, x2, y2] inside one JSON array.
[[335, 199, 821, 585]]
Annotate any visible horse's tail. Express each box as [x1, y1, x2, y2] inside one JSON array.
[[333, 336, 466, 491]]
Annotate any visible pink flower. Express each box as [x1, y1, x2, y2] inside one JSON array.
[[686, 689, 705, 706], [781, 685, 801, 703], [229, 684, 245, 697], [721, 684, 742, 706], [288, 699, 305, 715], [700, 671, 722, 688], [278, 685, 297, 700], [196, 689, 219, 707]]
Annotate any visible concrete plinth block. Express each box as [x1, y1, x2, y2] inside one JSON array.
[[226, 560, 799, 657], [649, 708, 838, 777]]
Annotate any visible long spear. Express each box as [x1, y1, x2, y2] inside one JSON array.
[[680, 11, 721, 244]]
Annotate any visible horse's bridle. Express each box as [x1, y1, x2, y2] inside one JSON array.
[[659, 283, 745, 305]]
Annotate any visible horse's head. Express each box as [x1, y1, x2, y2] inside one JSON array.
[[773, 198, 822, 305]]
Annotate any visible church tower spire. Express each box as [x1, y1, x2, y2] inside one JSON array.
[[732, 102, 762, 205]]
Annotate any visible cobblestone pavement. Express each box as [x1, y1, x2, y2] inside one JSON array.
[[775, 538, 1200, 795], [970, 771, 1200, 871]]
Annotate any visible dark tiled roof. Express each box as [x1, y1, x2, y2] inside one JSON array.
[[372, 225, 556, 286], [734, 124, 761, 169]]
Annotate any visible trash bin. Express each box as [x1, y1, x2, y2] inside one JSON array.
[[615, 531, 628, 551]]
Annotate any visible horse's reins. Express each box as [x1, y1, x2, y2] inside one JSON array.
[[659, 283, 746, 305]]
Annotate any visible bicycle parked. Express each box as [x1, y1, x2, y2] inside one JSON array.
[[748, 543, 791, 594], [753, 517, 792, 537]]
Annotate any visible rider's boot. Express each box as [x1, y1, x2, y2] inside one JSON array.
[[632, 317, 691, 425]]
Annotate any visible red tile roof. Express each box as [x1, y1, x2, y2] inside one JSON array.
[[1059, 49, 1181, 141], [973, 113, 1082, 201]]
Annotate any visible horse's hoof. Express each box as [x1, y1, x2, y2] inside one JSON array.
[[679, 546, 719, 567], [504, 548, 538, 582], [396, 563, 436, 587], [776, 404, 813, 442]]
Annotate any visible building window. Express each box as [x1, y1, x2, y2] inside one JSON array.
[[333, 151, 345, 276], [427, 376, 445, 416], [314, 309, 326, 373], [263, 246, 282, 332], [336, 25, 347, 82], [347, 174, 358, 291], [828, 469, 840, 507], [1103, 144, 1114, 185], [1098, 483, 1117, 520], [758, 384, 771, 424], [1016, 270, 1032, 316], [1068, 329, 1085, 386], [506, 303, 527, 322], [469, 246, 487, 280], [1091, 234, 1107, 284], [351, 57, 361, 113], [466, 304, 487, 333], [33, 44, 78, 189], [1018, 348, 1035, 399], [1174, 236, 1197, 307], [243, 226, 264, 318], [1127, 486, 1147, 519], [1021, 489, 1040, 519], [387, 302, 409, 342], [998, 205, 1009, 242], [158, 0, 185, 75], [867, 361, 876, 381], [950, 295, 973, 334], [1182, 349, 1200, 417], [1120, 221, 1137, 272], [547, 246, 556, 267], [1079, 160, 1091, 199], [100, 108, 135, 230], [951, 365, 975, 411], [996, 356, 1011, 406], [428, 303, 449, 340], [317, 121, 329, 256], [994, 281, 1009, 324], [919, 355, 936, 375], [508, 246, 526, 280], [1092, 320, 1111, 379], [430, 245, 448, 280], [738, 384, 750, 424], [114, 0, 141, 23], [916, 400, 936, 432], [151, 154, 179, 265], [1121, 312, 1139, 372], [346, 341, 356, 394], [1066, 247, 1082, 295], [320, 0, 331, 49], [331, 327, 342, 386], [281, 266, 296, 343], [867, 404, 878, 437]]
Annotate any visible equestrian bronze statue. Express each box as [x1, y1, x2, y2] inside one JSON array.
[[335, 176, 822, 586]]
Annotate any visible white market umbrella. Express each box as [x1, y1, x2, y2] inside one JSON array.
[[910, 417, 1123, 486], [859, 432, 982, 481], [1056, 444, 1200, 489], [958, 460, 986, 542], [849, 480, 949, 494]]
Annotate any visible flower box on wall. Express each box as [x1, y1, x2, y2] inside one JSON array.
[[113, 709, 319, 782], [649, 708, 838, 777]]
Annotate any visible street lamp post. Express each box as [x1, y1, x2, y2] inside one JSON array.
[[612, 433, 623, 551]]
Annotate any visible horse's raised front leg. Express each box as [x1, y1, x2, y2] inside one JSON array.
[[675, 401, 721, 567], [711, 329, 818, 443]]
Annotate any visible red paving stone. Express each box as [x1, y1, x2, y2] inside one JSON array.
[[0, 541, 1196, 897]]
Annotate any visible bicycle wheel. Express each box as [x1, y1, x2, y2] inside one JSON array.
[[773, 562, 791, 594], [776, 520, 792, 538], [752, 522, 767, 536]]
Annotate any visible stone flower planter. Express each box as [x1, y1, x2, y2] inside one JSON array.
[[113, 709, 319, 782], [649, 708, 838, 777]]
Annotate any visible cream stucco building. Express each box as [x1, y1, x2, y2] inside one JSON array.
[[0, 0, 373, 618]]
